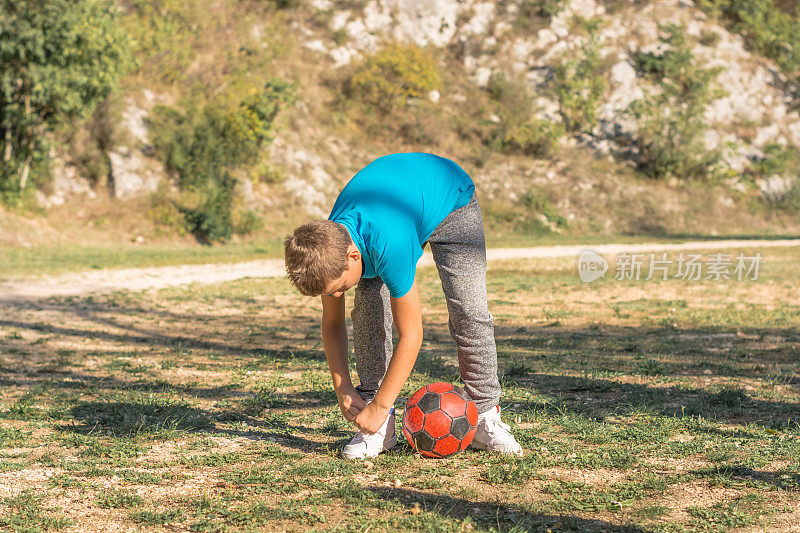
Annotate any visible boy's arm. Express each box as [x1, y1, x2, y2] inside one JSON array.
[[321, 293, 366, 422], [353, 280, 423, 434]]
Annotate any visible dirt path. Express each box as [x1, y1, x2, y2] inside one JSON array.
[[1, 238, 798, 301]]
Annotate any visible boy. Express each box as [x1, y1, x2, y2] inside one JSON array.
[[284, 152, 522, 459]]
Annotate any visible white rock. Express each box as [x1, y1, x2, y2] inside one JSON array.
[[346, 19, 378, 50], [108, 149, 163, 199], [121, 98, 150, 147], [270, 141, 337, 217], [462, 2, 495, 36], [331, 11, 351, 31], [364, 1, 393, 33], [463, 55, 478, 71], [428, 90, 440, 103], [474, 67, 492, 88], [493, 20, 512, 37], [551, 16, 570, 39], [609, 61, 636, 87], [753, 123, 780, 147], [760, 175, 798, 202], [303, 40, 328, 53], [330, 46, 358, 67], [768, 103, 787, 122], [703, 130, 721, 151], [37, 157, 96, 208], [535, 28, 558, 49], [532, 97, 560, 122], [511, 39, 535, 62], [568, 0, 602, 18], [391, 0, 460, 47], [786, 120, 800, 146]]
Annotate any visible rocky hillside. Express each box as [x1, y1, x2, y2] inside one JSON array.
[[4, 0, 800, 247]]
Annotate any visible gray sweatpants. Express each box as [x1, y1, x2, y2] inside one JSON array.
[[350, 192, 501, 414]]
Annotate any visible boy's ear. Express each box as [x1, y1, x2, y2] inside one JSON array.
[[347, 244, 360, 262]]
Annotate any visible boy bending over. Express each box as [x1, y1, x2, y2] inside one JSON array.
[[284, 152, 522, 459]]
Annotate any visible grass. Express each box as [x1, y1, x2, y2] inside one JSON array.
[[4, 232, 796, 282], [0, 241, 284, 280], [0, 245, 797, 530]]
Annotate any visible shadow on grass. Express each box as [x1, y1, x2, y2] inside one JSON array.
[[490, 373, 800, 431], [1, 294, 798, 443], [688, 464, 800, 492], [52, 400, 336, 453], [367, 486, 651, 532]]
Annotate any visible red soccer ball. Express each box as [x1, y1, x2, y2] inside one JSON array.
[[402, 382, 478, 458]]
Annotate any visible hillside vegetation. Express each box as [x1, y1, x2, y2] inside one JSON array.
[[1, 0, 800, 249]]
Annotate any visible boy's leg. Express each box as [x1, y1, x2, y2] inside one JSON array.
[[425, 193, 501, 414], [350, 276, 393, 401], [343, 275, 396, 459], [426, 192, 522, 455]]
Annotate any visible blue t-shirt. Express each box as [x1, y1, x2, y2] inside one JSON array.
[[328, 153, 475, 298]]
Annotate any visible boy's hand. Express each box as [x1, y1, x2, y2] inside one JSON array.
[[353, 402, 390, 435], [336, 385, 366, 423]]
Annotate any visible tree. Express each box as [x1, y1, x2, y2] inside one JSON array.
[[627, 23, 726, 180], [0, 0, 133, 204]]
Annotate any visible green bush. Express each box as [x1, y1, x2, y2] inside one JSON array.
[[483, 187, 566, 235], [0, 0, 133, 205], [349, 43, 440, 113], [485, 73, 564, 157], [179, 172, 236, 245], [694, 0, 800, 89], [521, 189, 568, 228], [552, 37, 607, 133], [627, 23, 726, 180], [149, 79, 295, 243], [500, 0, 567, 29], [751, 142, 798, 176], [751, 143, 800, 211], [150, 79, 296, 191], [233, 208, 266, 236]]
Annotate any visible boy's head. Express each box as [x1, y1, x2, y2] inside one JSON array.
[[284, 220, 363, 297]]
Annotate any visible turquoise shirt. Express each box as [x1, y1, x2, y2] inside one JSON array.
[[328, 153, 475, 298]]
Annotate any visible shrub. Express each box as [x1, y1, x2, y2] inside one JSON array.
[[178, 171, 236, 245], [751, 143, 800, 211], [485, 73, 564, 157], [497, 119, 564, 157], [0, 0, 133, 205], [521, 189, 568, 228], [751, 142, 798, 176], [150, 79, 296, 191], [501, 0, 567, 29], [349, 43, 440, 113], [694, 0, 800, 89], [552, 37, 607, 133], [233, 208, 266, 236], [149, 79, 295, 243], [627, 23, 726, 180]]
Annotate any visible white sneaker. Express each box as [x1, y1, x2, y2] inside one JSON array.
[[470, 405, 523, 456], [341, 407, 397, 460]]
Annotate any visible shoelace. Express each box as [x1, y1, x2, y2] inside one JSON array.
[[351, 408, 395, 446], [481, 416, 512, 436]]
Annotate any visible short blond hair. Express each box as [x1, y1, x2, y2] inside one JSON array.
[[284, 220, 352, 296]]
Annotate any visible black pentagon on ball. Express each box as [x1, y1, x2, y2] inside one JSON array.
[[451, 386, 471, 402], [450, 416, 470, 440], [417, 391, 441, 414], [413, 430, 436, 452]]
